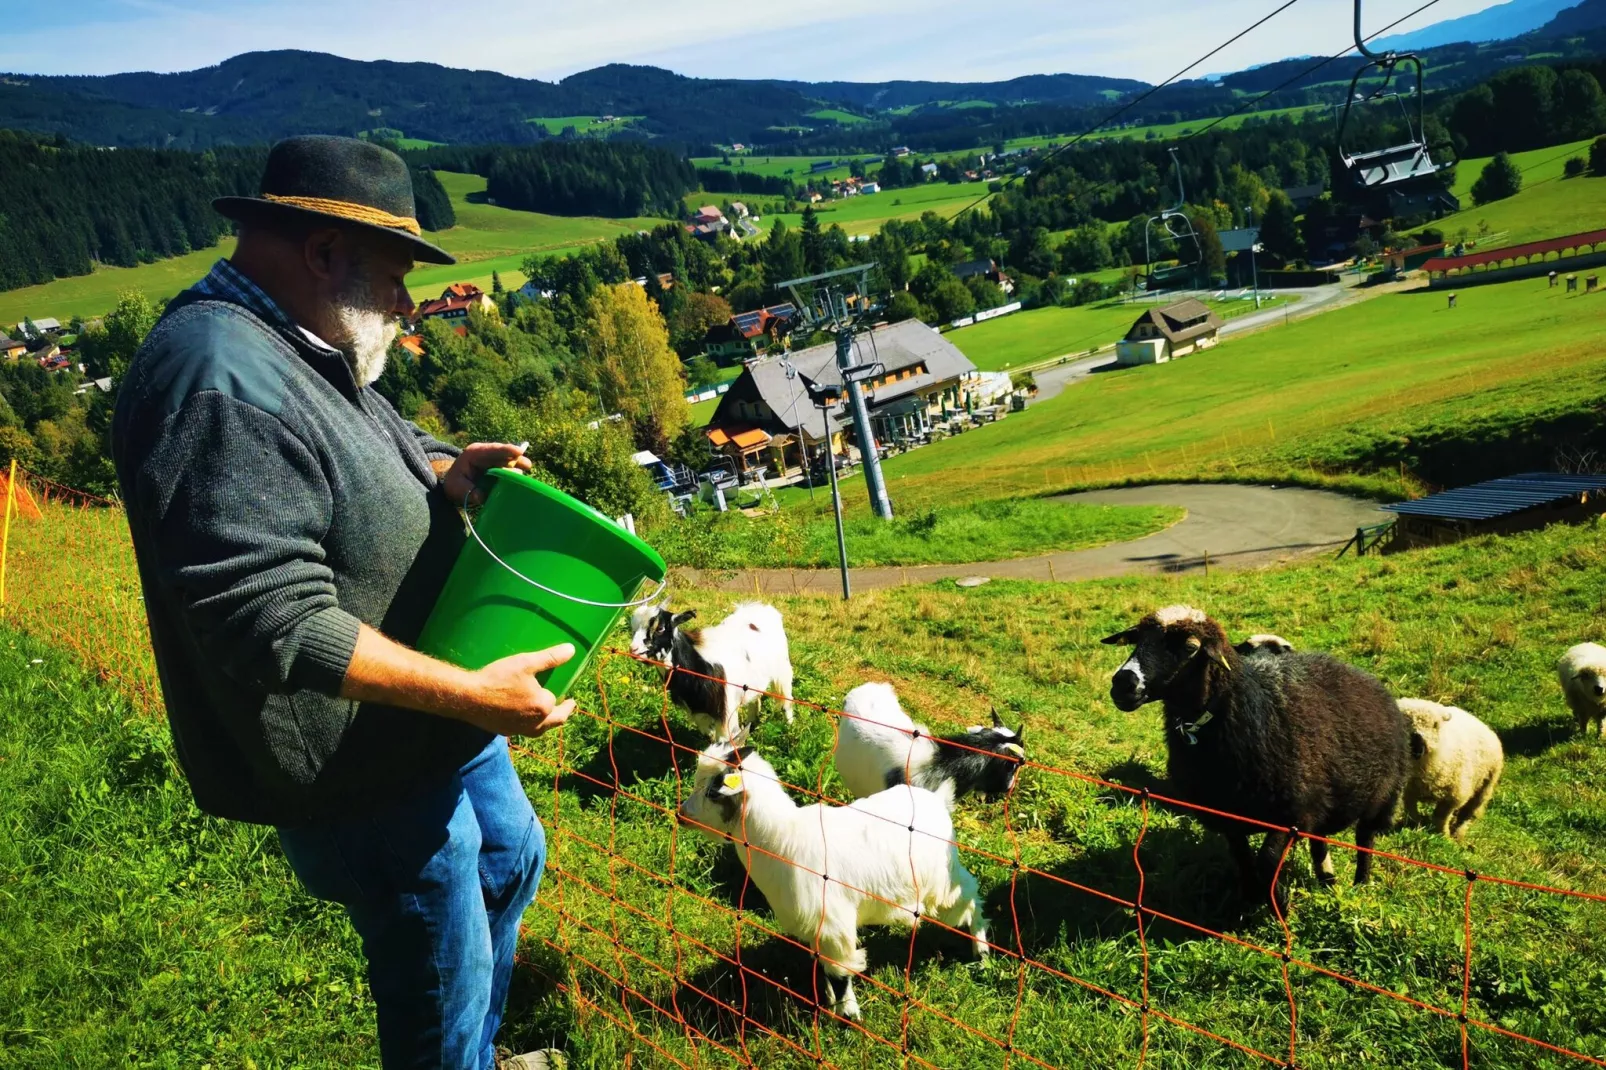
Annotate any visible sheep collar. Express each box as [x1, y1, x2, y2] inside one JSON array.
[[1176, 710, 1215, 746]]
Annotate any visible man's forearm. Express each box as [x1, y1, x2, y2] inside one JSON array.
[[340, 623, 483, 722]]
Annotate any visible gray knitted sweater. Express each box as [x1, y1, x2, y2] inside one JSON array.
[[112, 291, 490, 825]]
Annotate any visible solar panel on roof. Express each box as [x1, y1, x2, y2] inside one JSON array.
[[1384, 473, 1606, 522]]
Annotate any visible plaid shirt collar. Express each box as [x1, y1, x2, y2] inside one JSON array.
[[193, 258, 343, 356]]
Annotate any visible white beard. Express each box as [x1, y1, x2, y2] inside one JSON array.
[[330, 304, 397, 388]]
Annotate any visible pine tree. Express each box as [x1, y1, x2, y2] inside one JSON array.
[[492, 271, 505, 294]]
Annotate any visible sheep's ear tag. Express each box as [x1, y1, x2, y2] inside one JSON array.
[[720, 773, 744, 794]]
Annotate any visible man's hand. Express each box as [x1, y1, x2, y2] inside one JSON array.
[[440, 442, 534, 507], [458, 645, 578, 738], [341, 626, 575, 740]]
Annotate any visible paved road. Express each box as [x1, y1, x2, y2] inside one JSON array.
[[682, 483, 1391, 595], [1032, 284, 1357, 403]]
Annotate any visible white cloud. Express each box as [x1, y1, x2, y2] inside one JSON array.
[[1, 0, 1506, 84]]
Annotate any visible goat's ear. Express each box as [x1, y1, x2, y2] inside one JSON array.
[[991, 707, 1006, 729], [1000, 742, 1025, 761], [1409, 732, 1427, 760], [1101, 628, 1138, 646], [672, 610, 697, 627], [716, 772, 746, 796], [1196, 632, 1231, 671]]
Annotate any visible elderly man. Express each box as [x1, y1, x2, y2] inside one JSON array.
[[112, 136, 569, 1070]]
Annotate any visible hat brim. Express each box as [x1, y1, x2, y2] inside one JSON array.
[[213, 195, 457, 266]]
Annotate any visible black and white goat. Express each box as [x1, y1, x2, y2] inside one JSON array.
[[678, 740, 988, 1021], [1104, 605, 1409, 910], [833, 682, 1025, 802], [630, 601, 795, 741]]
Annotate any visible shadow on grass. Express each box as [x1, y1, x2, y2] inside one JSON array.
[[984, 826, 1259, 958], [664, 912, 987, 1043], [1497, 716, 1577, 758], [561, 718, 709, 806], [501, 940, 580, 1055]]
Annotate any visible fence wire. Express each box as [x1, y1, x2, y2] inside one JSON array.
[[3, 472, 1604, 1068]]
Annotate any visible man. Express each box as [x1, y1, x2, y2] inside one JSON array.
[[112, 136, 569, 1070]]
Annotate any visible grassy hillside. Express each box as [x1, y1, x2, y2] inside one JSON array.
[[7, 508, 1606, 1067], [525, 115, 643, 135], [765, 181, 995, 236], [1427, 138, 1606, 249], [0, 170, 665, 326], [947, 296, 1293, 372], [846, 272, 1606, 510]]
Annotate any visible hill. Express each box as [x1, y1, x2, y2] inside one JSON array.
[[0, 50, 1147, 151], [1536, 0, 1606, 34], [1372, 0, 1584, 49]]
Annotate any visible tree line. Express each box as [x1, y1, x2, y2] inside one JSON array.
[[408, 141, 696, 217]]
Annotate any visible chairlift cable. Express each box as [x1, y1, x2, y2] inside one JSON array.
[[939, 0, 1447, 231], [941, 0, 1309, 223]]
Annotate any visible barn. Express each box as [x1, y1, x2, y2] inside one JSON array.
[[1384, 472, 1606, 550]]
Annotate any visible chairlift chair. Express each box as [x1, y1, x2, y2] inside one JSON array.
[[1333, 0, 1458, 219], [1143, 147, 1205, 292]]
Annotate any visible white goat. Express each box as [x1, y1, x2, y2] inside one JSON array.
[[1558, 643, 1606, 738], [1397, 698, 1504, 841], [834, 682, 1025, 802], [678, 741, 989, 1021], [630, 602, 795, 741]]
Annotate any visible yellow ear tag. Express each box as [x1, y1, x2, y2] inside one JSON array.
[[722, 773, 744, 792]]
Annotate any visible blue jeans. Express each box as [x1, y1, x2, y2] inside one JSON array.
[[277, 736, 544, 1070]]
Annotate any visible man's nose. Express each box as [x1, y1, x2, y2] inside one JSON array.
[[393, 286, 416, 318]]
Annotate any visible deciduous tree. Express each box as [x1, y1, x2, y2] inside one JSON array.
[[580, 282, 690, 443]]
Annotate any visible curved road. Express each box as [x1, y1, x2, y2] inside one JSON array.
[[681, 484, 1391, 595]]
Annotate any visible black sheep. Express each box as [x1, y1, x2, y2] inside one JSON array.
[[1103, 605, 1409, 910]]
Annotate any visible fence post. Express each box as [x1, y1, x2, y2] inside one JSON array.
[[0, 459, 16, 610]]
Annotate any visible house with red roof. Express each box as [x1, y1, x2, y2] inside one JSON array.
[[417, 283, 496, 324]]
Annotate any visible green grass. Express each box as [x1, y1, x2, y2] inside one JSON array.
[[524, 115, 642, 135], [689, 395, 721, 427], [654, 497, 1181, 568], [828, 270, 1606, 511], [1420, 138, 1606, 250], [0, 170, 665, 325], [765, 181, 994, 236], [946, 296, 1294, 372], [806, 108, 871, 125], [691, 154, 866, 181], [15, 508, 1606, 1066]]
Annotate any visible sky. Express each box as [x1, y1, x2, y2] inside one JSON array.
[[1, 0, 1508, 84]]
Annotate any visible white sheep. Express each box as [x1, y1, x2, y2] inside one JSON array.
[[1234, 633, 1295, 657], [630, 602, 795, 741], [677, 740, 989, 1021], [834, 682, 1025, 802], [1397, 698, 1503, 841], [1558, 643, 1606, 738]]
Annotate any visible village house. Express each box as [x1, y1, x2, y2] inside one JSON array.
[[1116, 298, 1224, 366], [15, 317, 62, 337], [952, 258, 1016, 295], [704, 319, 978, 477], [416, 282, 496, 324], [701, 303, 796, 363], [920, 162, 940, 180], [685, 205, 730, 242], [860, 182, 881, 195], [0, 334, 25, 360]]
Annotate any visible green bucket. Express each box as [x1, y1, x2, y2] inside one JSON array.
[[416, 468, 667, 699]]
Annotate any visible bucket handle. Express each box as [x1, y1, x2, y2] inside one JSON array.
[[459, 508, 669, 609]]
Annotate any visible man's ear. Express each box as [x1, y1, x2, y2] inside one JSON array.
[[1101, 628, 1138, 646]]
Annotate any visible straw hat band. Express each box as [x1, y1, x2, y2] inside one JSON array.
[[261, 194, 422, 236]]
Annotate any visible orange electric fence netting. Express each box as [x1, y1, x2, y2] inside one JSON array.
[[509, 651, 1606, 1070], [3, 469, 1604, 1067]]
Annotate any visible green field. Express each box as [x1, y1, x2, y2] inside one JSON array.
[[806, 108, 871, 125], [9, 504, 1606, 1066], [1421, 138, 1606, 250], [0, 171, 665, 326], [764, 180, 994, 235], [947, 295, 1293, 372], [834, 270, 1606, 511], [524, 115, 643, 135], [691, 154, 866, 181]]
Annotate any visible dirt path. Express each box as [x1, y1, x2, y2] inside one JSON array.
[[680, 484, 1392, 595]]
